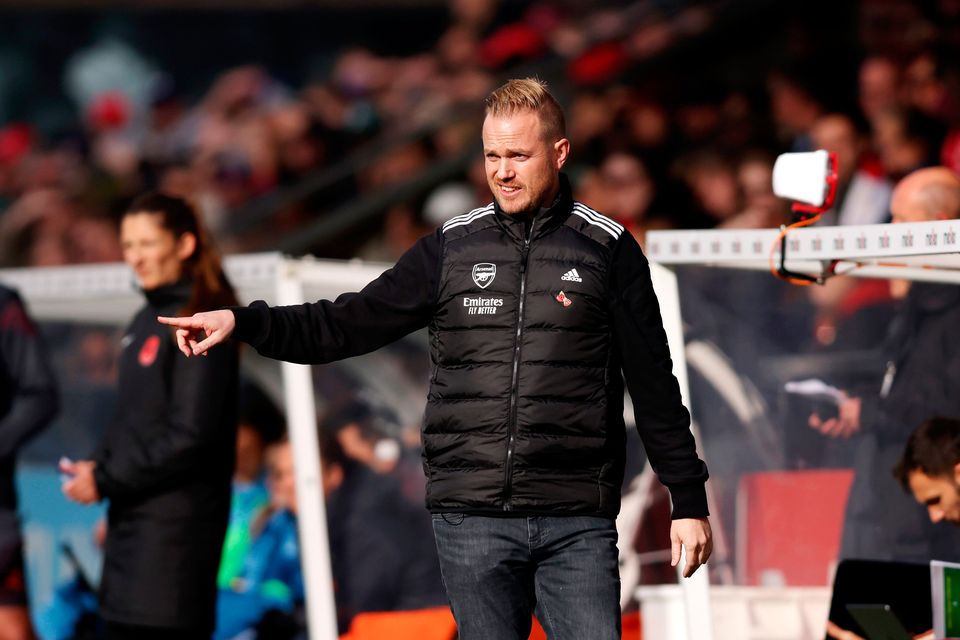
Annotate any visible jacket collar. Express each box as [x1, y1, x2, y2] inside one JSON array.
[[492, 173, 574, 243], [142, 279, 192, 310], [906, 282, 960, 314]]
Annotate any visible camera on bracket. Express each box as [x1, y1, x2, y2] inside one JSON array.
[[772, 149, 838, 219]]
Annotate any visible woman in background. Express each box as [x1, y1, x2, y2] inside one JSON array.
[[62, 193, 239, 640]]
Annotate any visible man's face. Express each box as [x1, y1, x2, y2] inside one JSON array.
[[267, 441, 298, 514], [890, 187, 930, 225], [810, 116, 860, 184], [482, 110, 569, 215], [908, 466, 960, 524], [889, 181, 925, 297]]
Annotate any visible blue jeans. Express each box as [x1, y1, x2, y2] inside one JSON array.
[[431, 514, 621, 640]]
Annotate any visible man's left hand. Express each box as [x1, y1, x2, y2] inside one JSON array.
[[809, 394, 862, 438], [61, 459, 101, 505], [670, 517, 712, 578]]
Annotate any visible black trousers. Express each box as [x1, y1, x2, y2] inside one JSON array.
[[104, 620, 210, 640]]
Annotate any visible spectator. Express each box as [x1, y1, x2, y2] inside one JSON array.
[[858, 56, 901, 123], [768, 68, 825, 152], [808, 167, 960, 564], [322, 402, 401, 476], [213, 436, 305, 640], [872, 106, 947, 181], [217, 385, 284, 593], [674, 149, 740, 227], [722, 151, 788, 229], [811, 113, 892, 226], [595, 151, 666, 246], [321, 429, 445, 633], [322, 400, 425, 504]]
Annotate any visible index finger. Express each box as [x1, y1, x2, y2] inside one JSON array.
[[157, 315, 201, 328]]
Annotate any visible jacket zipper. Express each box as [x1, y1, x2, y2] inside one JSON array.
[[503, 229, 532, 511]]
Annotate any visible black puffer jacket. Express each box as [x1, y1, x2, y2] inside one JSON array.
[[234, 176, 708, 519], [93, 282, 238, 631]]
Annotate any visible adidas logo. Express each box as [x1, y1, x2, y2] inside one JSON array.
[[561, 268, 582, 283]]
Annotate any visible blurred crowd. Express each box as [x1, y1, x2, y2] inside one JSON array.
[[3, 0, 957, 268], [4, 3, 960, 631]]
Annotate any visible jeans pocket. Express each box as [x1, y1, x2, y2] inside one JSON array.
[[432, 512, 465, 526]]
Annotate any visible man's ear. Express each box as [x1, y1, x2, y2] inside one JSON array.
[[554, 138, 570, 171], [953, 461, 960, 484]]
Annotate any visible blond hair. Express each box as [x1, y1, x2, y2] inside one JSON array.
[[484, 78, 566, 142]]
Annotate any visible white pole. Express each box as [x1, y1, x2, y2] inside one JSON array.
[[275, 260, 339, 640], [649, 262, 713, 640]]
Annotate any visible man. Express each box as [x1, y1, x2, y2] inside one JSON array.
[[160, 78, 712, 639], [214, 436, 303, 640], [895, 417, 960, 526], [810, 113, 892, 227], [318, 426, 446, 632], [810, 167, 960, 563], [0, 284, 59, 639], [823, 416, 957, 640]]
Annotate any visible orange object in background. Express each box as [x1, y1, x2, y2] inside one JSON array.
[[339, 607, 456, 640], [738, 469, 854, 586], [342, 608, 642, 639]]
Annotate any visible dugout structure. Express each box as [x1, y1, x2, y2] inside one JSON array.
[[642, 217, 960, 639], [1, 254, 390, 640]]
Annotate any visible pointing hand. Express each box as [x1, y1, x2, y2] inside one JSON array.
[[157, 310, 236, 357]]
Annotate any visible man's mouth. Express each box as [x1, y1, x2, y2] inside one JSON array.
[[498, 184, 521, 195]]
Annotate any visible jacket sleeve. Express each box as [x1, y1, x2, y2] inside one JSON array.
[[93, 341, 236, 500], [232, 230, 442, 364], [609, 233, 709, 519], [0, 292, 59, 460]]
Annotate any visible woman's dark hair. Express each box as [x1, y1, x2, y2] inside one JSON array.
[[124, 192, 238, 315], [894, 417, 960, 490]]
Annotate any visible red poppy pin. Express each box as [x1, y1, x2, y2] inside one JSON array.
[[556, 291, 573, 307], [138, 335, 161, 367]]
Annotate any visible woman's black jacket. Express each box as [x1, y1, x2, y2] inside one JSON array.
[[93, 282, 238, 631]]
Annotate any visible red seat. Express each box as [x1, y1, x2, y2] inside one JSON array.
[[738, 469, 854, 585]]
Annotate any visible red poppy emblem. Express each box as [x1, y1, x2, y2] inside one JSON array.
[[556, 291, 573, 307], [138, 335, 161, 367]]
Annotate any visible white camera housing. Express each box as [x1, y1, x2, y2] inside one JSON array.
[[772, 150, 832, 208]]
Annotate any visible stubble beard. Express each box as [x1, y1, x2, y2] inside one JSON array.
[[493, 181, 545, 215]]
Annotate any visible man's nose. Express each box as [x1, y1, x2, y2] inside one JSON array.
[[496, 159, 514, 180]]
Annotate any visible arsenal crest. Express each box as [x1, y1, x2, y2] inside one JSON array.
[[472, 263, 497, 289]]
